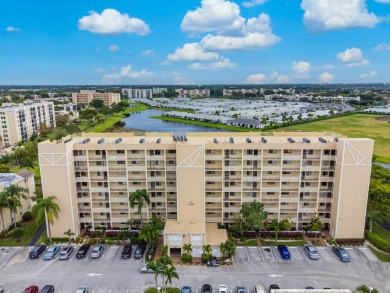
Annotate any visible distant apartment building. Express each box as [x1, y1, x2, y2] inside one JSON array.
[[0, 170, 35, 232], [39, 131, 373, 254], [72, 90, 121, 107], [152, 88, 168, 95], [122, 88, 153, 99], [0, 100, 55, 145], [260, 88, 296, 95], [55, 103, 79, 121], [175, 88, 210, 98], [223, 88, 259, 96]]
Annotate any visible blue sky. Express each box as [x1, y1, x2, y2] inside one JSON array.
[[1, 0, 390, 85]]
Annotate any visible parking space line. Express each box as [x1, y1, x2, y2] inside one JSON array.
[[99, 249, 105, 262], [289, 247, 295, 262], [272, 247, 281, 262], [85, 250, 92, 262], [244, 247, 250, 262], [116, 247, 122, 261], [109, 290, 111, 293], [258, 247, 264, 262], [299, 247, 309, 262], [126, 290, 128, 293], [327, 248, 339, 262], [355, 248, 368, 262], [69, 250, 77, 262]]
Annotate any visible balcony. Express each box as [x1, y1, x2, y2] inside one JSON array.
[[224, 186, 241, 192], [90, 187, 109, 193], [243, 155, 261, 160], [206, 176, 222, 182], [89, 166, 107, 171], [107, 155, 126, 161], [281, 177, 300, 182], [77, 197, 90, 203], [264, 207, 279, 213], [282, 155, 302, 160], [146, 155, 165, 161], [299, 207, 317, 213], [109, 177, 127, 182], [89, 156, 107, 161], [281, 197, 299, 203], [92, 207, 111, 213], [262, 166, 281, 172], [321, 166, 335, 171], [224, 165, 242, 171], [148, 176, 166, 182], [301, 165, 321, 171], [75, 177, 89, 182], [262, 187, 280, 192], [300, 187, 319, 193], [206, 155, 223, 160]]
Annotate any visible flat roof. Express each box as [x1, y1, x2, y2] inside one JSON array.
[[164, 219, 205, 234], [206, 223, 228, 245], [0, 173, 23, 188]]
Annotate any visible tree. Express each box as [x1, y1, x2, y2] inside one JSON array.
[[129, 189, 150, 226], [0, 192, 8, 231], [90, 99, 104, 111], [64, 228, 75, 243], [20, 157, 36, 170], [202, 244, 212, 262], [139, 223, 159, 250], [0, 154, 13, 164], [55, 114, 70, 127], [2, 184, 28, 227], [356, 284, 380, 293], [182, 244, 192, 255], [80, 108, 97, 122], [38, 123, 52, 137], [7, 227, 25, 242], [162, 265, 179, 292], [269, 218, 291, 241], [309, 217, 323, 244], [146, 260, 160, 289], [220, 239, 236, 260], [366, 210, 383, 233], [0, 164, 10, 173], [32, 196, 60, 243], [240, 201, 268, 232]]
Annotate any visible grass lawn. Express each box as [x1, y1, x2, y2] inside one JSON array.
[[238, 239, 258, 246], [156, 107, 195, 113], [368, 245, 390, 262], [0, 220, 42, 246], [265, 240, 307, 246], [10, 159, 40, 179], [277, 114, 390, 164], [372, 223, 390, 242]]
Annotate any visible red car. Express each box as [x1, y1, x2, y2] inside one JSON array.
[[23, 285, 38, 293]]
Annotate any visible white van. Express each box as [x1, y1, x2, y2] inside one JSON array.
[[253, 284, 266, 293]]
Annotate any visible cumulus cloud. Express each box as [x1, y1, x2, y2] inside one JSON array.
[[78, 9, 150, 35], [360, 71, 378, 78], [318, 72, 335, 83], [102, 65, 154, 84], [174, 76, 196, 85], [242, 0, 267, 8], [292, 61, 311, 78], [167, 43, 222, 62], [301, 0, 380, 31], [5, 26, 21, 32], [188, 58, 236, 70], [374, 43, 390, 51], [337, 47, 369, 66], [109, 45, 120, 51], [141, 49, 154, 56], [245, 71, 290, 84]]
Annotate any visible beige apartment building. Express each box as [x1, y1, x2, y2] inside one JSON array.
[[38, 132, 373, 255], [72, 90, 121, 107], [0, 100, 55, 145], [0, 170, 35, 232]]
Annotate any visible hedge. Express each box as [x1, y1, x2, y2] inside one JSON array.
[[336, 238, 365, 245], [366, 232, 390, 253], [181, 253, 192, 263], [259, 231, 304, 238]]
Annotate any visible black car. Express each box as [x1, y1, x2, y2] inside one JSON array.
[[76, 244, 91, 259], [29, 244, 46, 259], [201, 284, 212, 293], [121, 245, 133, 259], [269, 284, 280, 291], [207, 256, 220, 267], [134, 245, 146, 259]]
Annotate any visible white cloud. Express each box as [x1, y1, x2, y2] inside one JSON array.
[[245, 71, 290, 84], [292, 61, 311, 78], [109, 45, 120, 51], [78, 9, 150, 35], [318, 72, 335, 83], [374, 43, 390, 51], [6, 26, 21, 32], [94, 68, 104, 72], [188, 58, 236, 70], [141, 49, 154, 56], [360, 71, 378, 78], [102, 65, 154, 84], [242, 0, 267, 8], [337, 47, 369, 66], [301, 0, 380, 31], [167, 43, 222, 62], [174, 76, 196, 85]]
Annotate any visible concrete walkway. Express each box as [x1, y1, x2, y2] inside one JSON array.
[[27, 223, 46, 246]]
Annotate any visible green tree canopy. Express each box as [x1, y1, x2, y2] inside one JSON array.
[[240, 201, 268, 232]]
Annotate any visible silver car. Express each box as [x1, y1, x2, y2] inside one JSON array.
[[74, 286, 88, 293], [59, 246, 74, 260], [303, 244, 320, 260], [90, 244, 104, 258]]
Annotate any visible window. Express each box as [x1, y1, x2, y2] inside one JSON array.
[[282, 171, 291, 175], [117, 150, 125, 154], [283, 160, 292, 164], [283, 150, 292, 153], [132, 171, 140, 175], [132, 161, 140, 165], [118, 171, 126, 175], [206, 150, 215, 154], [168, 150, 176, 154], [206, 160, 215, 164], [268, 160, 276, 165], [117, 161, 125, 164]]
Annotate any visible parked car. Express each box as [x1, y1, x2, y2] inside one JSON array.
[[23, 285, 39, 293], [181, 286, 192, 293], [303, 244, 320, 260], [305, 287, 315, 290], [43, 245, 61, 260], [218, 285, 228, 293], [121, 245, 133, 259], [74, 286, 88, 293], [201, 284, 212, 293], [207, 256, 220, 267], [277, 245, 291, 260], [76, 244, 91, 259], [269, 284, 280, 291], [236, 286, 246, 293], [253, 284, 266, 293], [331, 246, 351, 262], [134, 245, 146, 259], [139, 265, 161, 274], [29, 244, 46, 259], [59, 246, 74, 260], [0, 284, 4, 293], [91, 244, 104, 258], [38, 285, 55, 293]]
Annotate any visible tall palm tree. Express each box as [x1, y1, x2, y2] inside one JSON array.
[[129, 189, 150, 226], [269, 219, 283, 241], [32, 196, 60, 243], [366, 210, 383, 233], [147, 261, 161, 289], [0, 192, 8, 231], [2, 184, 27, 228], [162, 265, 179, 293]]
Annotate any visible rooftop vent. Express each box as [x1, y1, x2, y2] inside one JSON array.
[[229, 137, 234, 143], [64, 138, 73, 144], [334, 137, 339, 142], [115, 138, 122, 144], [82, 138, 90, 144], [173, 136, 177, 142], [303, 138, 311, 144], [319, 137, 327, 143], [156, 138, 161, 144], [261, 137, 267, 143], [287, 138, 295, 143], [97, 138, 105, 144], [139, 138, 145, 144], [213, 138, 219, 144], [246, 138, 252, 143]]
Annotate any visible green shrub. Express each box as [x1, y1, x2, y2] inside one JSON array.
[[145, 288, 179, 293], [106, 240, 114, 245], [89, 238, 97, 245], [366, 232, 390, 253], [22, 211, 33, 221], [201, 253, 211, 263], [7, 222, 21, 232], [130, 236, 145, 244], [181, 253, 192, 263]]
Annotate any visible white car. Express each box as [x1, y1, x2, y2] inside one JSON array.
[[74, 286, 88, 293], [218, 285, 228, 293], [90, 245, 104, 258]]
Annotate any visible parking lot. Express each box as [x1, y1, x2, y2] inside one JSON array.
[[0, 245, 389, 293]]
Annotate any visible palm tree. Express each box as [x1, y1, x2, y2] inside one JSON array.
[[125, 219, 133, 230], [2, 184, 27, 228], [162, 265, 179, 293], [129, 189, 150, 226], [64, 228, 75, 243], [32, 196, 60, 243], [366, 210, 383, 233], [356, 284, 380, 293], [0, 192, 8, 231], [20, 157, 36, 170], [147, 261, 161, 289], [269, 219, 284, 241], [182, 244, 192, 255], [202, 244, 212, 256]]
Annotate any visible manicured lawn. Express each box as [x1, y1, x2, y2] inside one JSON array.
[[368, 245, 390, 262], [277, 114, 390, 164], [155, 107, 195, 113], [238, 239, 258, 246], [372, 223, 390, 242], [0, 220, 42, 246], [265, 240, 307, 246]]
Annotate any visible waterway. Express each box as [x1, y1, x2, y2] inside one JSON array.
[[121, 109, 229, 135]]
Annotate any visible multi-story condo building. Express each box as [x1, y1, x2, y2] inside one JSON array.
[[38, 132, 373, 256], [122, 88, 153, 99], [0, 170, 35, 232], [223, 88, 259, 96], [175, 88, 210, 98], [0, 100, 55, 145], [152, 88, 168, 95], [72, 90, 121, 106]]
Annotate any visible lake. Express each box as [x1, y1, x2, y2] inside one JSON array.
[[121, 109, 229, 134]]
